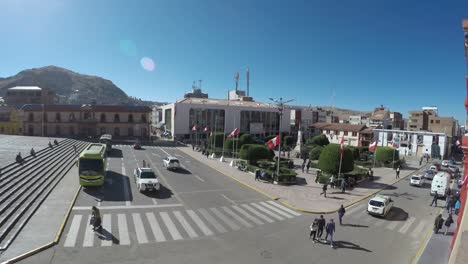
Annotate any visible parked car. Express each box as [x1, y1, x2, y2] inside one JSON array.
[[441, 160, 449, 167], [367, 195, 393, 217], [134, 167, 160, 193], [163, 156, 180, 171], [410, 175, 425, 187], [133, 141, 142, 150], [424, 170, 436, 180]]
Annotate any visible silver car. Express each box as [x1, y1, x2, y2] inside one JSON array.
[[424, 170, 436, 180], [410, 175, 425, 187]]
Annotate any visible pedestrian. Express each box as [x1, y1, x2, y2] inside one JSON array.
[[255, 170, 260, 181], [315, 172, 320, 184], [430, 192, 439, 207], [192, 144, 195, 151], [426, 155, 430, 163], [73, 144, 77, 153], [444, 214, 454, 235], [206, 150, 209, 158], [434, 214, 443, 234], [309, 219, 319, 242], [446, 198, 453, 214], [330, 175, 335, 188], [446, 188, 452, 198], [306, 160, 311, 173], [301, 162, 305, 173], [91, 206, 102, 231], [142, 160, 147, 167], [338, 205, 346, 225], [455, 199, 461, 215], [320, 184, 328, 197], [341, 178, 346, 193], [325, 219, 336, 248], [317, 215, 325, 240], [395, 166, 400, 179], [419, 157, 423, 166]]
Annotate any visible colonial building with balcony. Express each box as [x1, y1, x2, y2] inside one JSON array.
[[310, 123, 371, 147], [21, 104, 151, 139]]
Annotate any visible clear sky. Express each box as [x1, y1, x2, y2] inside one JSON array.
[[1, 0, 467, 123]]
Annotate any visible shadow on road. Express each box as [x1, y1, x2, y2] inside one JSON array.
[[359, 182, 397, 190], [141, 184, 174, 199], [95, 228, 120, 245], [381, 191, 418, 201], [385, 207, 408, 221], [327, 196, 345, 200], [174, 168, 192, 174], [108, 148, 123, 158], [341, 223, 369, 228], [296, 177, 307, 186], [333, 240, 372, 252]]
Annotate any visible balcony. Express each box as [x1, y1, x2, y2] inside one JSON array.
[[78, 118, 98, 123]]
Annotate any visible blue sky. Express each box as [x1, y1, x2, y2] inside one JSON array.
[[1, 0, 467, 123]]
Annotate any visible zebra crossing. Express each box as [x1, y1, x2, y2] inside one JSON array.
[[344, 203, 432, 238], [62, 200, 301, 248]]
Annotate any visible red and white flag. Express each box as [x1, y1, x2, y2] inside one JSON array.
[[227, 128, 239, 138], [191, 124, 199, 131], [456, 140, 461, 146], [369, 141, 377, 151], [204, 125, 210, 133], [340, 136, 345, 155], [266, 135, 281, 150]]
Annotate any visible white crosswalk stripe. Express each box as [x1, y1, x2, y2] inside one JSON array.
[[160, 212, 183, 240], [349, 207, 368, 219], [222, 206, 253, 228], [117, 214, 130, 245], [232, 205, 264, 225], [132, 213, 149, 244], [186, 210, 214, 236], [259, 202, 294, 219], [83, 215, 94, 247], [386, 220, 401, 231], [346, 204, 366, 216], [146, 212, 166, 242], [198, 208, 227, 233], [209, 207, 241, 231], [266, 201, 301, 216], [241, 204, 274, 223], [173, 211, 198, 238], [64, 215, 82, 247], [411, 220, 428, 238], [101, 214, 112, 246], [374, 219, 385, 227], [399, 217, 416, 234], [250, 203, 284, 221]]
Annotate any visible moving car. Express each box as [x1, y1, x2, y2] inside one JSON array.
[[441, 160, 449, 167], [430, 172, 450, 197], [424, 170, 436, 180], [367, 195, 393, 217], [133, 141, 142, 150], [163, 156, 180, 171], [134, 167, 160, 193], [410, 175, 425, 187]]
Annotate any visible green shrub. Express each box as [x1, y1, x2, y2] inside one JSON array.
[[239, 144, 275, 164], [375, 147, 399, 163], [208, 133, 225, 149], [307, 134, 329, 146], [318, 144, 354, 175], [283, 136, 294, 149], [309, 146, 323, 160], [239, 134, 253, 146], [318, 175, 330, 184], [348, 146, 360, 161], [224, 138, 239, 151]]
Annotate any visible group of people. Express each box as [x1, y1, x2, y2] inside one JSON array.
[[301, 159, 312, 173], [15, 139, 61, 164], [309, 215, 336, 247], [434, 213, 454, 235]]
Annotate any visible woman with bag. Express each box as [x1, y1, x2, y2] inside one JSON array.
[[444, 214, 454, 235], [309, 219, 319, 243]]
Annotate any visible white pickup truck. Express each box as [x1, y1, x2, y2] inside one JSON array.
[[163, 157, 180, 171], [134, 167, 160, 193]]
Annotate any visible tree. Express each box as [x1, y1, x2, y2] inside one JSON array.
[[309, 146, 323, 160], [208, 132, 225, 149], [283, 136, 294, 149], [318, 144, 354, 175], [239, 144, 275, 164], [375, 147, 399, 163], [307, 134, 330, 146]]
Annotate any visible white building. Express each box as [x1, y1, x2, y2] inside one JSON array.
[[311, 123, 373, 147], [349, 115, 368, 125]]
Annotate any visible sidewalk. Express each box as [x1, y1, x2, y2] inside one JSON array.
[[178, 146, 423, 213]]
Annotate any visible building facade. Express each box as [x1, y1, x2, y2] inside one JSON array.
[[0, 106, 22, 135], [21, 104, 151, 139], [368, 106, 391, 128], [349, 115, 368, 125], [311, 123, 371, 147], [4, 86, 55, 105]]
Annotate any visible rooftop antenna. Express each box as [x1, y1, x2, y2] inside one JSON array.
[[246, 67, 250, 96], [198, 80, 202, 91], [235, 72, 239, 92]]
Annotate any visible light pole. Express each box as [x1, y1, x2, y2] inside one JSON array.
[[269, 97, 293, 180]]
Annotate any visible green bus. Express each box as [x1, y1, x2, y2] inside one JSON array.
[[78, 143, 107, 186], [99, 134, 113, 153]]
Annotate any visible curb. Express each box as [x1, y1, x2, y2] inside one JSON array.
[[410, 208, 444, 264], [181, 147, 424, 214], [3, 186, 82, 264]]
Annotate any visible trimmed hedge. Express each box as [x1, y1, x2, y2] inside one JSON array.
[[306, 134, 330, 146], [208, 132, 225, 149], [239, 144, 274, 164], [309, 145, 323, 160], [318, 144, 354, 175], [239, 134, 253, 146], [375, 146, 399, 163]]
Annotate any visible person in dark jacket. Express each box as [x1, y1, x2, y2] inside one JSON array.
[[430, 192, 439, 207], [325, 219, 336, 248], [338, 205, 346, 225], [320, 184, 328, 197], [434, 214, 443, 234], [444, 214, 454, 235], [309, 219, 319, 242], [317, 215, 326, 240]]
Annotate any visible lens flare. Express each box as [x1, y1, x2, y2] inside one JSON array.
[[140, 57, 155, 71]]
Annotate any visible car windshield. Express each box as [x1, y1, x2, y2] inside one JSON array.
[[411, 176, 421, 180], [140, 171, 156, 179], [170, 159, 179, 164], [369, 200, 384, 207]]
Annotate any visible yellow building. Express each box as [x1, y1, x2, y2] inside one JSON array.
[[0, 106, 22, 135]]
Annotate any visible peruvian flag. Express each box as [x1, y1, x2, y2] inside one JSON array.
[[227, 128, 239, 138], [192, 124, 199, 131], [266, 135, 281, 150], [369, 141, 377, 151], [340, 136, 345, 155], [204, 125, 210, 133]]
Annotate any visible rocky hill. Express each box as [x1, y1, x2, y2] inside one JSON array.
[[0, 66, 158, 106], [318, 106, 371, 121]]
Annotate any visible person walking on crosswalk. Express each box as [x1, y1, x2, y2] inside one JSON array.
[[309, 219, 319, 243], [338, 205, 346, 225], [395, 166, 400, 179], [91, 206, 102, 231], [324, 219, 336, 248], [317, 215, 325, 240]]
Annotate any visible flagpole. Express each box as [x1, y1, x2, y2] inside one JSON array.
[[338, 151, 343, 178]]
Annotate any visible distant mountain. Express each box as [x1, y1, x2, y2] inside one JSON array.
[[0, 66, 160, 106], [318, 106, 371, 121]]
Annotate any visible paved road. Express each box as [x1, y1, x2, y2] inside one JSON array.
[[19, 145, 440, 264]]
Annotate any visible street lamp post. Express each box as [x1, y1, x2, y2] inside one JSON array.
[[269, 97, 293, 180]]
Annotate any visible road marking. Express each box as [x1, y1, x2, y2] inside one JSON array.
[[399, 217, 417, 234], [346, 204, 366, 216], [241, 204, 274, 223], [259, 202, 294, 219], [232, 205, 264, 225], [266, 201, 302, 216], [350, 207, 368, 219], [160, 212, 183, 240], [186, 210, 214, 236], [145, 212, 166, 242], [209, 208, 240, 231], [131, 213, 148, 244], [386, 220, 400, 231], [411, 221, 427, 238], [374, 219, 385, 227], [198, 208, 227, 233], [64, 215, 82, 247], [221, 194, 237, 205], [250, 203, 284, 221], [73, 204, 183, 211], [174, 154, 184, 158], [117, 214, 130, 245], [177, 188, 231, 194], [101, 214, 112, 246], [173, 211, 198, 238], [152, 198, 158, 205], [121, 166, 131, 206], [158, 147, 172, 157], [152, 152, 161, 158], [82, 215, 95, 247], [221, 206, 253, 228], [193, 174, 205, 182]]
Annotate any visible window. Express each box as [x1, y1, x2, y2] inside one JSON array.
[[28, 113, 34, 122], [352, 132, 357, 136], [142, 128, 147, 137], [141, 114, 147, 123], [69, 126, 74, 135], [344, 131, 348, 136], [55, 125, 60, 136], [83, 112, 91, 120], [114, 127, 120, 136], [55, 113, 61, 122], [69, 113, 75, 121], [430, 120, 434, 124], [326, 130, 330, 134], [100, 113, 106, 122], [436, 120, 440, 124], [28, 125, 34, 135], [44, 113, 48, 122], [128, 127, 133, 136], [128, 114, 134, 123], [100, 127, 106, 135], [334, 130, 338, 135], [114, 114, 120, 123]]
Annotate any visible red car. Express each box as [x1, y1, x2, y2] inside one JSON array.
[[133, 142, 142, 150]]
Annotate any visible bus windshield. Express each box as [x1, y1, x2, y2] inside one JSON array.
[[79, 159, 104, 175]]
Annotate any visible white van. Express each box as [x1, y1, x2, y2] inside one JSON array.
[[430, 172, 450, 197]]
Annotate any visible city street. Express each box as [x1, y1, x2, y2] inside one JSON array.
[[15, 144, 444, 264]]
